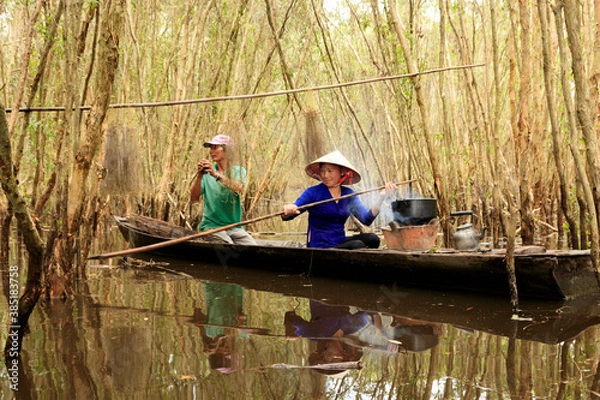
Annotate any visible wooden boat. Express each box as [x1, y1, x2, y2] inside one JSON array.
[[113, 215, 599, 300]]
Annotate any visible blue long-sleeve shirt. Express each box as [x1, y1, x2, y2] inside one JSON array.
[[285, 300, 370, 337], [288, 183, 376, 248]]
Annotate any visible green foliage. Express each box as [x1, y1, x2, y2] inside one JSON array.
[[563, 221, 571, 233]]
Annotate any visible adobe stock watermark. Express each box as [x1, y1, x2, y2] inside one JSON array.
[[212, 244, 241, 271], [7, 264, 20, 391], [376, 281, 409, 313]]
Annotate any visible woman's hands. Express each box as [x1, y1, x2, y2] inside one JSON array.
[[283, 182, 397, 219], [372, 182, 397, 216], [283, 203, 300, 217], [380, 182, 397, 200]]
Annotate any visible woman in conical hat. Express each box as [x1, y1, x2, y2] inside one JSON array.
[[282, 150, 396, 249]]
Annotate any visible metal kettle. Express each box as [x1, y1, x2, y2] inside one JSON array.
[[451, 211, 486, 251]]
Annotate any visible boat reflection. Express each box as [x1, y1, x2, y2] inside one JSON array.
[[145, 258, 600, 346]]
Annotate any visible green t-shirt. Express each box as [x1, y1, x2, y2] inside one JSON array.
[[200, 165, 246, 231]]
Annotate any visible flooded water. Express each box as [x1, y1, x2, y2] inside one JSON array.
[[2, 243, 600, 398]]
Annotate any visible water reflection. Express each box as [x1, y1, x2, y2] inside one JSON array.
[[193, 282, 246, 374], [284, 299, 440, 376], [286, 301, 366, 376], [1, 259, 599, 399]]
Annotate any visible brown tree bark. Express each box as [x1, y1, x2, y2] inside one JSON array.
[[14, 2, 64, 175], [591, 0, 600, 127], [517, 0, 534, 246], [388, 0, 450, 246], [0, 205, 9, 265], [437, 0, 459, 214], [553, 4, 591, 250], [246, 0, 299, 218], [0, 0, 59, 360], [537, 0, 579, 250], [0, 106, 45, 357], [265, 0, 302, 109], [155, 5, 194, 221], [59, 0, 125, 285], [489, 0, 504, 247], [563, 0, 600, 208], [445, 0, 491, 200], [562, 0, 600, 280], [6, 0, 44, 136]]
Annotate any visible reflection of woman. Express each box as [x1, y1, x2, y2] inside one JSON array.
[[285, 300, 366, 376], [282, 150, 396, 249], [307, 340, 363, 377], [385, 316, 440, 353], [285, 300, 370, 337], [352, 315, 440, 353], [193, 282, 246, 374], [285, 300, 439, 359]]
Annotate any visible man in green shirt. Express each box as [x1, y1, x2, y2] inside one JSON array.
[[190, 134, 256, 245]]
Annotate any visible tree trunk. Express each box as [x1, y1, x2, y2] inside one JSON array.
[[7, 1, 44, 136], [489, 0, 504, 247], [60, 0, 125, 285], [0, 107, 45, 358], [562, 0, 600, 281], [502, 188, 520, 313], [591, 0, 600, 127], [389, 0, 450, 246], [517, 0, 534, 246], [155, 1, 205, 221], [0, 206, 10, 266], [537, 0, 579, 249]]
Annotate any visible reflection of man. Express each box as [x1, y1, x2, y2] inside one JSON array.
[[192, 282, 246, 374]]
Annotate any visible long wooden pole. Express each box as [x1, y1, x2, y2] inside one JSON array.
[[5, 64, 483, 113], [89, 179, 417, 260]]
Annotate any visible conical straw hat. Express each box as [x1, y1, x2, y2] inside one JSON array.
[[305, 150, 361, 185]]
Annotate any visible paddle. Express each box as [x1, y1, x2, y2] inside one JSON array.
[[89, 179, 417, 260]]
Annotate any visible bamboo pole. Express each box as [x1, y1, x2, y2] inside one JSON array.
[[88, 179, 416, 260], [5, 65, 484, 113]]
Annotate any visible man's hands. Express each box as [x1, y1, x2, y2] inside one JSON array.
[[198, 159, 213, 175]]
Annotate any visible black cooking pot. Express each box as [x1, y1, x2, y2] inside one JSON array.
[[392, 198, 437, 226]]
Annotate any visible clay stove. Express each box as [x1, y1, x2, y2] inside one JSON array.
[[382, 198, 439, 251]]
